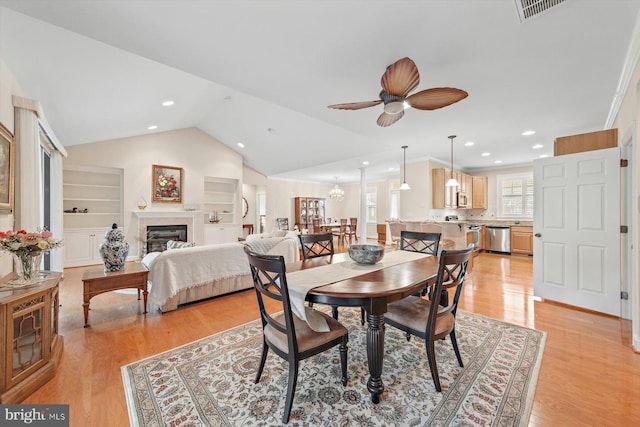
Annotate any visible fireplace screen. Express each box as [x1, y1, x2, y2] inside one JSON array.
[[147, 225, 187, 253]]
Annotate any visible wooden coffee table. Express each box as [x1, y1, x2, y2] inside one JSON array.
[[81, 263, 149, 327]]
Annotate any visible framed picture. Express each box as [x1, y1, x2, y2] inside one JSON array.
[[0, 123, 15, 212], [152, 164, 183, 203]]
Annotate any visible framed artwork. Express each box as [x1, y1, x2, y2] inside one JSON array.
[[0, 123, 15, 212], [152, 164, 183, 203]]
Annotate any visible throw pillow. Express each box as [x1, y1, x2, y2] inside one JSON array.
[[166, 240, 195, 250]]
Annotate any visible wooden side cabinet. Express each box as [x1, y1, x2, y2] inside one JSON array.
[[510, 226, 533, 256], [0, 272, 63, 403]]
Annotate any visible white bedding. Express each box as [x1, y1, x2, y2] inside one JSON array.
[[144, 238, 299, 310]]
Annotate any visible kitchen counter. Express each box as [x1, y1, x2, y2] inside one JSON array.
[[387, 219, 533, 227]]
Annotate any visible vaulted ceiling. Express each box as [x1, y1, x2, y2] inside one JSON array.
[[1, 1, 638, 183]]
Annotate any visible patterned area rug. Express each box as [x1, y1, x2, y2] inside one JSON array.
[[122, 308, 545, 426]]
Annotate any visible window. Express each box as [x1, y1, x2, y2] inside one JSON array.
[[497, 174, 533, 218], [366, 187, 377, 223], [389, 189, 400, 219]]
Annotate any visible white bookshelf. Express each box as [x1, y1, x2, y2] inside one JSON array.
[[203, 177, 238, 225]]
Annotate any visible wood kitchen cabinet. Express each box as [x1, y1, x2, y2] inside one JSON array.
[[471, 176, 488, 209], [432, 168, 458, 209], [510, 226, 533, 255]]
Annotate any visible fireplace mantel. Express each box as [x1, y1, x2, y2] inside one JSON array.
[[133, 210, 201, 219]]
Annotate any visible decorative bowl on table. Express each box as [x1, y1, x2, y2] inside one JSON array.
[[348, 244, 385, 265]]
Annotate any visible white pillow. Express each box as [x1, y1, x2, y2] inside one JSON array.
[[141, 252, 161, 269]]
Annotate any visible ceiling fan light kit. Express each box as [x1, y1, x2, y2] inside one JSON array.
[[328, 57, 468, 127], [446, 135, 460, 187], [400, 145, 410, 190]]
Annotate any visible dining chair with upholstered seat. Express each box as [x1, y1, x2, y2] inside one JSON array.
[[332, 218, 348, 246], [347, 217, 358, 244], [388, 222, 407, 247], [298, 232, 340, 319], [383, 247, 472, 392], [245, 248, 349, 423], [312, 218, 321, 234]]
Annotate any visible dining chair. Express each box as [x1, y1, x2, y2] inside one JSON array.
[[419, 223, 454, 254], [383, 247, 472, 392], [299, 232, 334, 259], [347, 217, 358, 244], [298, 232, 340, 319], [388, 222, 407, 247], [400, 230, 441, 255], [332, 218, 348, 246], [245, 248, 349, 423], [276, 217, 289, 230], [312, 218, 321, 234]]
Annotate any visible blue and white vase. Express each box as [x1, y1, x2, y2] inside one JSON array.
[[99, 223, 129, 272]]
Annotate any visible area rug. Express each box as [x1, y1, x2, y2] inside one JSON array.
[[122, 308, 545, 426]]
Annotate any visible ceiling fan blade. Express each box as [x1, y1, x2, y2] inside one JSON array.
[[406, 88, 469, 110], [377, 110, 404, 127], [327, 100, 382, 110], [381, 57, 420, 97]]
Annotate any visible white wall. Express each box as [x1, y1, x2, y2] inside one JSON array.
[[0, 57, 21, 275], [64, 127, 243, 257], [612, 52, 640, 350]]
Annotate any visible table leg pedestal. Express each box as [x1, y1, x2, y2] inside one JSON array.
[[366, 311, 385, 403]]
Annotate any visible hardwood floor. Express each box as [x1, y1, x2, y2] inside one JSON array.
[[23, 246, 640, 426]]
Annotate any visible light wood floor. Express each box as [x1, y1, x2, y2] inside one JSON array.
[[23, 246, 640, 426]]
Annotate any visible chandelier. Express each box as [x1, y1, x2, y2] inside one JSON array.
[[329, 177, 345, 201]]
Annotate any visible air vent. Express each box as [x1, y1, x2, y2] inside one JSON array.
[[514, 0, 567, 23]]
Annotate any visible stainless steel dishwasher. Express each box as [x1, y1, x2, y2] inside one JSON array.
[[485, 225, 510, 254]]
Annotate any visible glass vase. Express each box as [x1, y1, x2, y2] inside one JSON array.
[[12, 252, 42, 282]]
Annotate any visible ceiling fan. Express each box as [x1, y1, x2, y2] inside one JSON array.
[[327, 57, 468, 127]]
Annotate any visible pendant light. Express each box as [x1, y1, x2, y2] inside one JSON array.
[[445, 135, 460, 187], [329, 176, 345, 201], [400, 145, 410, 190]]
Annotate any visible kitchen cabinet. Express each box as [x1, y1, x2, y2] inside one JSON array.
[[294, 197, 325, 230], [432, 168, 458, 209], [510, 226, 533, 255], [471, 176, 488, 209], [0, 272, 63, 403]]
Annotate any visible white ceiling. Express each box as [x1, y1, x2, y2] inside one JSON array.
[[0, 1, 638, 184]]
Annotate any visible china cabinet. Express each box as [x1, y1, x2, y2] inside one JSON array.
[[0, 272, 63, 403], [294, 197, 325, 230]]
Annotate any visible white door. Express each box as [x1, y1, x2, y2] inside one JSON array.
[[533, 147, 621, 316]]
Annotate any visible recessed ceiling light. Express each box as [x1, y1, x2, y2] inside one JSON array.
[[494, 160, 503, 164], [388, 167, 396, 171], [161, 100, 174, 107], [464, 141, 475, 147], [147, 125, 157, 130], [522, 130, 536, 136], [362, 161, 370, 165], [532, 144, 544, 149], [481, 152, 491, 157], [237, 142, 245, 148], [539, 154, 549, 158]]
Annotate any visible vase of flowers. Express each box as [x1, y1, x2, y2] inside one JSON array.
[[0, 229, 62, 283]]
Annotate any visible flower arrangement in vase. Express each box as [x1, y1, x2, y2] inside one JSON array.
[[0, 228, 63, 283]]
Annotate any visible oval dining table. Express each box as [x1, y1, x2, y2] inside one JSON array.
[[286, 251, 440, 404]]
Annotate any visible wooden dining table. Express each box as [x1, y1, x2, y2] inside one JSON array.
[[286, 251, 440, 404]]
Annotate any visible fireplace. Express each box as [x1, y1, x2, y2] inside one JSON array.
[[147, 225, 187, 253]]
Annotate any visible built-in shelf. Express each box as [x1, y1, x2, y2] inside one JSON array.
[[203, 177, 238, 225]]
